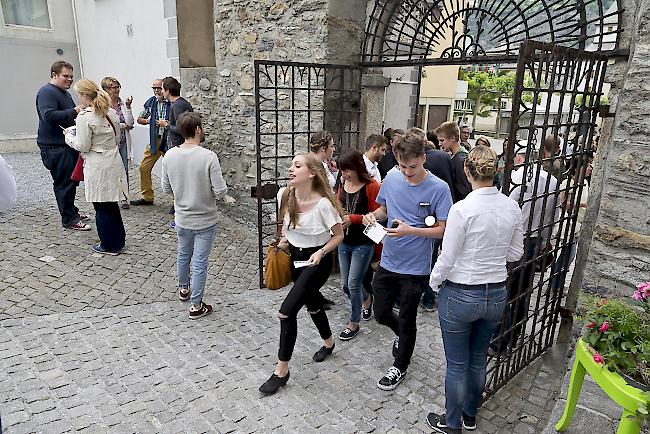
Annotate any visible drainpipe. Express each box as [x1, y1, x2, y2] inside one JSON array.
[[71, 0, 84, 76]]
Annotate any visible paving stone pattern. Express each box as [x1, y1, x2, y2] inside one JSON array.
[[1, 159, 566, 433]]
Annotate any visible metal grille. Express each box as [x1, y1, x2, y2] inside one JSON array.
[[254, 61, 362, 288], [485, 41, 608, 397], [363, 0, 623, 66]]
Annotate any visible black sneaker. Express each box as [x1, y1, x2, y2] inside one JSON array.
[[312, 344, 334, 362], [462, 412, 477, 431], [91, 244, 119, 256], [188, 302, 213, 319], [377, 366, 406, 391], [362, 297, 373, 321], [426, 413, 461, 434], [259, 371, 290, 395], [178, 285, 190, 301], [392, 336, 399, 357], [131, 199, 154, 206], [339, 327, 359, 341]]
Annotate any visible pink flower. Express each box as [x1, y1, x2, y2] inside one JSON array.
[[593, 353, 605, 364], [585, 322, 596, 329], [599, 321, 610, 332], [633, 290, 644, 301], [637, 281, 650, 292]]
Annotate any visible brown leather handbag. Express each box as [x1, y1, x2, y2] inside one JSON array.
[[263, 188, 292, 289]]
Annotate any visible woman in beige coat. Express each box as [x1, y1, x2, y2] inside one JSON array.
[[65, 78, 127, 255]]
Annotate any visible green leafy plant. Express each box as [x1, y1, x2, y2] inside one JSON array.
[[579, 287, 650, 387]]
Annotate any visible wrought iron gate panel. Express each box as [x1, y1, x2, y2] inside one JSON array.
[[255, 61, 362, 288], [485, 41, 608, 397]]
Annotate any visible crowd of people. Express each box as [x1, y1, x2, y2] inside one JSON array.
[[29, 60, 575, 434]]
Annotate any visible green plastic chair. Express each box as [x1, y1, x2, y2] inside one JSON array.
[[555, 339, 648, 434]]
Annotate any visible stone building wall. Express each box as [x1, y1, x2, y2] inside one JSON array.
[[180, 0, 366, 197], [578, 0, 650, 295]]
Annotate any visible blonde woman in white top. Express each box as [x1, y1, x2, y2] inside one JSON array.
[[426, 146, 524, 433], [259, 153, 343, 396], [65, 79, 127, 255]]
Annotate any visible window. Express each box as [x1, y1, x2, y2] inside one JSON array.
[[1, 0, 50, 29]]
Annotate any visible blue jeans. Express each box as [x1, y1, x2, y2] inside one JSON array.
[[338, 243, 373, 323], [118, 144, 129, 191], [175, 223, 217, 305], [438, 282, 508, 429]]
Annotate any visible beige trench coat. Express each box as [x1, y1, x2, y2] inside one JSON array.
[[65, 108, 128, 202]]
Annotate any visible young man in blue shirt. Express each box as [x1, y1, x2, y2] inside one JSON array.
[[363, 133, 453, 390]]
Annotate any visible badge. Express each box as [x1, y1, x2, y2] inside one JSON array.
[[425, 215, 436, 227]]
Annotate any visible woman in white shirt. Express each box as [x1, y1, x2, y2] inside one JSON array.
[[0, 154, 17, 213], [65, 79, 127, 255], [259, 153, 344, 396], [426, 145, 524, 434], [309, 130, 338, 189]]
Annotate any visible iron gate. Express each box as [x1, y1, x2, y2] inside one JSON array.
[[254, 61, 362, 288], [485, 41, 609, 397]]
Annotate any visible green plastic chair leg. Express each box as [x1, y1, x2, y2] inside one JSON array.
[[615, 409, 641, 434], [555, 359, 587, 432]]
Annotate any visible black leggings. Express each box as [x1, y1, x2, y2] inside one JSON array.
[[278, 245, 333, 362], [93, 202, 126, 252]]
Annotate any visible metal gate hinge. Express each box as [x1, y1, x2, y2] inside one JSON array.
[[598, 104, 615, 118], [559, 306, 574, 319]]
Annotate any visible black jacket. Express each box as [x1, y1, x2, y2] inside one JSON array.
[[36, 83, 77, 147]]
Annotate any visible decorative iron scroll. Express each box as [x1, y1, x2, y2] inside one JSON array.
[[363, 0, 622, 65]]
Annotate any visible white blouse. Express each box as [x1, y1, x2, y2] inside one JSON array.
[[277, 187, 342, 248], [429, 187, 524, 290]]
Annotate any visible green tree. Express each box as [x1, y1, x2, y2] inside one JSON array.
[[464, 70, 496, 130], [492, 72, 516, 137]]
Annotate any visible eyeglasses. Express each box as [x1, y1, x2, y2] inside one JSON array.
[[109, 85, 121, 89], [152, 87, 162, 90], [60, 74, 74, 79]]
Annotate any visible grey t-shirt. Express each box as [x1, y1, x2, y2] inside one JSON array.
[[161, 146, 228, 230]]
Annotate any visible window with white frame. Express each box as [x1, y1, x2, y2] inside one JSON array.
[[1, 0, 50, 29]]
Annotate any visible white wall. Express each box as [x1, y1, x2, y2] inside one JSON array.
[[73, 0, 176, 170]]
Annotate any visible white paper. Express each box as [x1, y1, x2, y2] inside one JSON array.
[[293, 260, 311, 268], [363, 223, 387, 244]]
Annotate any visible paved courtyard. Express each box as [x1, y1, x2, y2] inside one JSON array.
[[0, 153, 568, 433]]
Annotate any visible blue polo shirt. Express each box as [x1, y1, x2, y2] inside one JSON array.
[[377, 168, 453, 276]]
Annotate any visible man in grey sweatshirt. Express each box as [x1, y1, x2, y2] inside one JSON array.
[[161, 112, 227, 319]]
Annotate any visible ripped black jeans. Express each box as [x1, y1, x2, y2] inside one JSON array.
[[278, 244, 333, 361]]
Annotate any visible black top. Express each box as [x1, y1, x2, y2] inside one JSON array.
[[425, 149, 454, 198], [378, 146, 398, 179], [36, 83, 77, 147], [450, 149, 473, 202], [168, 97, 193, 147], [340, 184, 372, 246]]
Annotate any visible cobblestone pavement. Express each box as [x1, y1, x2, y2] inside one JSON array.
[[1, 154, 568, 433]]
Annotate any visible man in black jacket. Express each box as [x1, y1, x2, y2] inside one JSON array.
[[436, 121, 472, 202], [36, 61, 90, 230]]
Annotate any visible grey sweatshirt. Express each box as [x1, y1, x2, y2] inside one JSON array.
[[161, 145, 228, 230]]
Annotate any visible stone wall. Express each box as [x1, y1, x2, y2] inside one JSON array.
[[579, 0, 650, 295], [179, 0, 367, 197]]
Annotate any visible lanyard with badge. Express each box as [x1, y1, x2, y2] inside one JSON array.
[[418, 202, 436, 227]]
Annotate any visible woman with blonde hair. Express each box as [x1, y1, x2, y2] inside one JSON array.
[[259, 153, 344, 395], [426, 145, 524, 433], [101, 76, 133, 209], [65, 78, 127, 255]]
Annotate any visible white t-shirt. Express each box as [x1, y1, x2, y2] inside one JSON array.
[[277, 187, 342, 248], [363, 154, 382, 183], [322, 161, 337, 189]]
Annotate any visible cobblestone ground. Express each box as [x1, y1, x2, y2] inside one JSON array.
[[0, 154, 566, 433]]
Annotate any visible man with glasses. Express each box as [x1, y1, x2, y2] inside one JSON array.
[[36, 60, 90, 230], [131, 79, 171, 206]]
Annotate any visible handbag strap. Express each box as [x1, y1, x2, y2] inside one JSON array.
[[275, 187, 291, 240], [106, 115, 118, 137]]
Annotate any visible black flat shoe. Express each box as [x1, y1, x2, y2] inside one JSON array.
[[312, 344, 335, 362], [259, 371, 290, 395]]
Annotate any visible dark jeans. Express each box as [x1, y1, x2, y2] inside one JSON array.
[[492, 238, 539, 351], [278, 245, 333, 362], [373, 266, 428, 372], [421, 239, 442, 308], [39, 145, 79, 226], [92, 202, 126, 252], [439, 282, 508, 429]]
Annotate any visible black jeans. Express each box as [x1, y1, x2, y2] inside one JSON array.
[[278, 245, 333, 362], [373, 266, 428, 372], [39, 145, 79, 226], [92, 202, 126, 252]]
